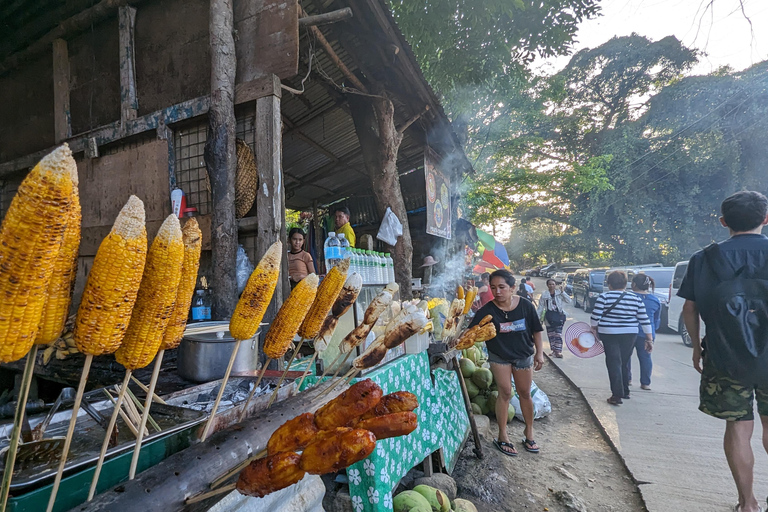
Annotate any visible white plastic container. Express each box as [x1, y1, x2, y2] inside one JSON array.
[[404, 331, 430, 354]]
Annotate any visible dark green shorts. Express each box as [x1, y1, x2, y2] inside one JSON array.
[[699, 361, 768, 421]]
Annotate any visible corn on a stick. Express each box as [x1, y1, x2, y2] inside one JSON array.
[[162, 218, 202, 351], [298, 260, 349, 340], [229, 241, 282, 341], [89, 371, 132, 501], [0, 346, 39, 511], [129, 349, 164, 479]]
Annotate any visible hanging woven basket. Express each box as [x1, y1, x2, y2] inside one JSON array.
[[235, 139, 258, 219]]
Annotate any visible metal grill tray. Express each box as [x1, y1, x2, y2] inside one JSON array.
[[0, 388, 206, 491]]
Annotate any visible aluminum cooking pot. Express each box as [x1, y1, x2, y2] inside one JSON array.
[[177, 321, 260, 383]]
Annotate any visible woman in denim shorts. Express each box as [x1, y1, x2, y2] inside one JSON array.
[[469, 269, 544, 456]]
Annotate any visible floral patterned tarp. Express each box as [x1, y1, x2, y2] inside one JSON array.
[[303, 352, 469, 512]]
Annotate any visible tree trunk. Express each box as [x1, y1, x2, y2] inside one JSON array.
[[349, 91, 413, 297], [205, 0, 238, 319]]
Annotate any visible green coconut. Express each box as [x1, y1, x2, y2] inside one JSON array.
[[464, 379, 480, 398], [413, 485, 451, 512], [393, 490, 431, 512], [459, 358, 476, 378], [486, 390, 499, 416], [454, 498, 479, 512], [508, 403, 516, 422], [471, 395, 490, 415], [470, 403, 482, 415], [471, 367, 493, 390]]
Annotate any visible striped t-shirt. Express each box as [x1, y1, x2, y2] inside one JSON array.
[[590, 291, 652, 335]]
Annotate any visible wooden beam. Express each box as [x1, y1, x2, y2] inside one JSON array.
[[0, 0, 145, 76], [299, 7, 352, 28], [255, 74, 288, 319], [118, 6, 138, 122], [52, 39, 71, 144], [206, 0, 238, 320], [0, 76, 281, 177]]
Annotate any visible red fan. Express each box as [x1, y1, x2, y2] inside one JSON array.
[[564, 322, 604, 358]]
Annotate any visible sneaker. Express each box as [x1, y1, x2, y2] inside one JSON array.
[[641, 385, 651, 390]]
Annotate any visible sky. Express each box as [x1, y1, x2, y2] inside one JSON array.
[[540, 0, 768, 76]]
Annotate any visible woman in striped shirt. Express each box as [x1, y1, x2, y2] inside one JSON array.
[[590, 271, 653, 405]]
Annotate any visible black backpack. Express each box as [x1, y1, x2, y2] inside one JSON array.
[[700, 243, 768, 385]]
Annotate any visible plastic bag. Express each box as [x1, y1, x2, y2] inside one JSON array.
[[509, 379, 551, 421], [236, 244, 254, 295], [376, 207, 403, 245]]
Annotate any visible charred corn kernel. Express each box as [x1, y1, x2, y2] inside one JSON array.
[[462, 286, 477, 315], [297, 259, 349, 340], [36, 186, 81, 345], [42, 346, 55, 365], [115, 215, 184, 370], [457, 285, 465, 300], [74, 196, 147, 356], [263, 274, 318, 360], [0, 145, 76, 362], [161, 218, 202, 350], [229, 241, 282, 340]]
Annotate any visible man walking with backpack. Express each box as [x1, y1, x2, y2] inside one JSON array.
[[679, 191, 768, 512]]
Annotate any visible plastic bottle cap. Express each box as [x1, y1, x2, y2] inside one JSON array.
[[329, 232, 336, 236]]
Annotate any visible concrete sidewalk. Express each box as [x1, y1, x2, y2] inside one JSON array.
[[543, 301, 768, 511]]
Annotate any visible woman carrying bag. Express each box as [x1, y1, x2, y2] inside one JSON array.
[[537, 279, 571, 358]]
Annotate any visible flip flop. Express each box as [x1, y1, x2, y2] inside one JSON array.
[[493, 439, 517, 457], [734, 505, 763, 512], [522, 438, 539, 453]]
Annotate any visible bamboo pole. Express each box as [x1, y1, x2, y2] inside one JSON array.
[[186, 483, 236, 505], [0, 345, 39, 511], [128, 350, 163, 479], [201, 340, 241, 441], [45, 352, 91, 512], [236, 359, 271, 423], [88, 371, 132, 501], [266, 343, 301, 408]]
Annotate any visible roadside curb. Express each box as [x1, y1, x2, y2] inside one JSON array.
[[545, 354, 651, 512]]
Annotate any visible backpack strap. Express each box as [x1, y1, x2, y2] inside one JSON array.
[[703, 243, 736, 282]]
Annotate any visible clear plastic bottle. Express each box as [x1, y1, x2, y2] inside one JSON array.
[[378, 252, 387, 284], [364, 250, 373, 284], [352, 248, 361, 276], [324, 232, 340, 269], [374, 252, 384, 284], [337, 233, 350, 261], [385, 253, 395, 283]]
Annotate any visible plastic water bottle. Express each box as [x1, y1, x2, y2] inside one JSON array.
[[385, 253, 395, 283], [352, 248, 362, 276], [364, 250, 373, 284], [378, 252, 387, 284], [374, 252, 384, 284], [324, 232, 341, 268], [337, 233, 350, 261]]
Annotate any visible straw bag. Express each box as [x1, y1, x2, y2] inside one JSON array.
[[235, 139, 258, 219]]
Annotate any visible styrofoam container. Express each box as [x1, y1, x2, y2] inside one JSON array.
[[404, 331, 429, 354]]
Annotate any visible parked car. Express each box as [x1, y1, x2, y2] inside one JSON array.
[[572, 268, 608, 312], [528, 266, 542, 277], [667, 260, 705, 347], [564, 273, 575, 296], [539, 263, 556, 278], [553, 271, 568, 283]]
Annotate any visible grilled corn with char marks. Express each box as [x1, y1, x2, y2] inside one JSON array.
[[262, 274, 318, 360], [298, 260, 348, 341], [229, 241, 282, 341], [161, 218, 202, 350]]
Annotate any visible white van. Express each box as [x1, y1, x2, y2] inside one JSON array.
[[667, 260, 705, 347]]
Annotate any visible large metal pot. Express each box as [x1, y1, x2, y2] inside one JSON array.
[[177, 321, 260, 383]]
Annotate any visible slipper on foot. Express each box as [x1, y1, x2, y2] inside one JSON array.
[[607, 396, 622, 406], [522, 438, 539, 453], [734, 505, 764, 512], [494, 439, 517, 457]]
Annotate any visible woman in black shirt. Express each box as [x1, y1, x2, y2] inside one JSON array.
[[469, 269, 544, 456]]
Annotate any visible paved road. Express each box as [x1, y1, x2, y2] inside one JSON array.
[[526, 276, 768, 512]]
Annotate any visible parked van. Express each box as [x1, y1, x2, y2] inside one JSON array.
[[667, 260, 705, 347], [572, 268, 608, 312]]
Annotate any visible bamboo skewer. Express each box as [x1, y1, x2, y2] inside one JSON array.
[[88, 371, 132, 501], [210, 449, 268, 489], [237, 359, 272, 423], [318, 351, 343, 381], [266, 342, 302, 408], [124, 386, 159, 434], [128, 350, 164, 480], [317, 367, 356, 400], [130, 375, 167, 405], [101, 390, 140, 437], [45, 351, 91, 512], [201, 339, 242, 441], [296, 351, 318, 391], [0, 345, 39, 512], [328, 351, 353, 383], [186, 483, 236, 505], [122, 388, 148, 436]]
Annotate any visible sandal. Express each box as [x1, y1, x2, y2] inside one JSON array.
[[522, 438, 540, 453], [493, 439, 517, 457], [554, 352, 563, 358], [607, 396, 623, 406], [733, 505, 764, 512]]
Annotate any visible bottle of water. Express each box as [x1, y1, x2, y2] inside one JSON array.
[[378, 252, 387, 284], [364, 250, 373, 284], [385, 253, 395, 283], [374, 252, 384, 284], [353, 248, 362, 276], [324, 232, 341, 269], [337, 233, 350, 261]]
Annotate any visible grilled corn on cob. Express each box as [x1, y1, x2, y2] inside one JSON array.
[[35, 186, 82, 346], [115, 215, 184, 370], [462, 286, 477, 315], [315, 272, 363, 352], [457, 285, 465, 300], [0, 145, 77, 362], [229, 241, 282, 341], [74, 196, 147, 356], [263, 274, 319, 360], [298, 259, 349, 340], [161, 218, 202, 350]]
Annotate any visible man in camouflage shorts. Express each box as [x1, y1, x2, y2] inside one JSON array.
[[679, 191, 768, 512]]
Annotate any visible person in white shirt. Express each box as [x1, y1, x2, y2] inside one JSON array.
[[537, 279, 571, 358]]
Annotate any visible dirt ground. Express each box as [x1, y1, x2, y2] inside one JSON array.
[[451, 358, 646, 512]]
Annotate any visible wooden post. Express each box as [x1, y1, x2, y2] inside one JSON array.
[[255, 75, 286, 322], [118, 6, 138, 123], [52, 39, 71, 143], [349, 91, 413, 296], [205, 0, 238, 319], [313, 200, 324, 273]]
